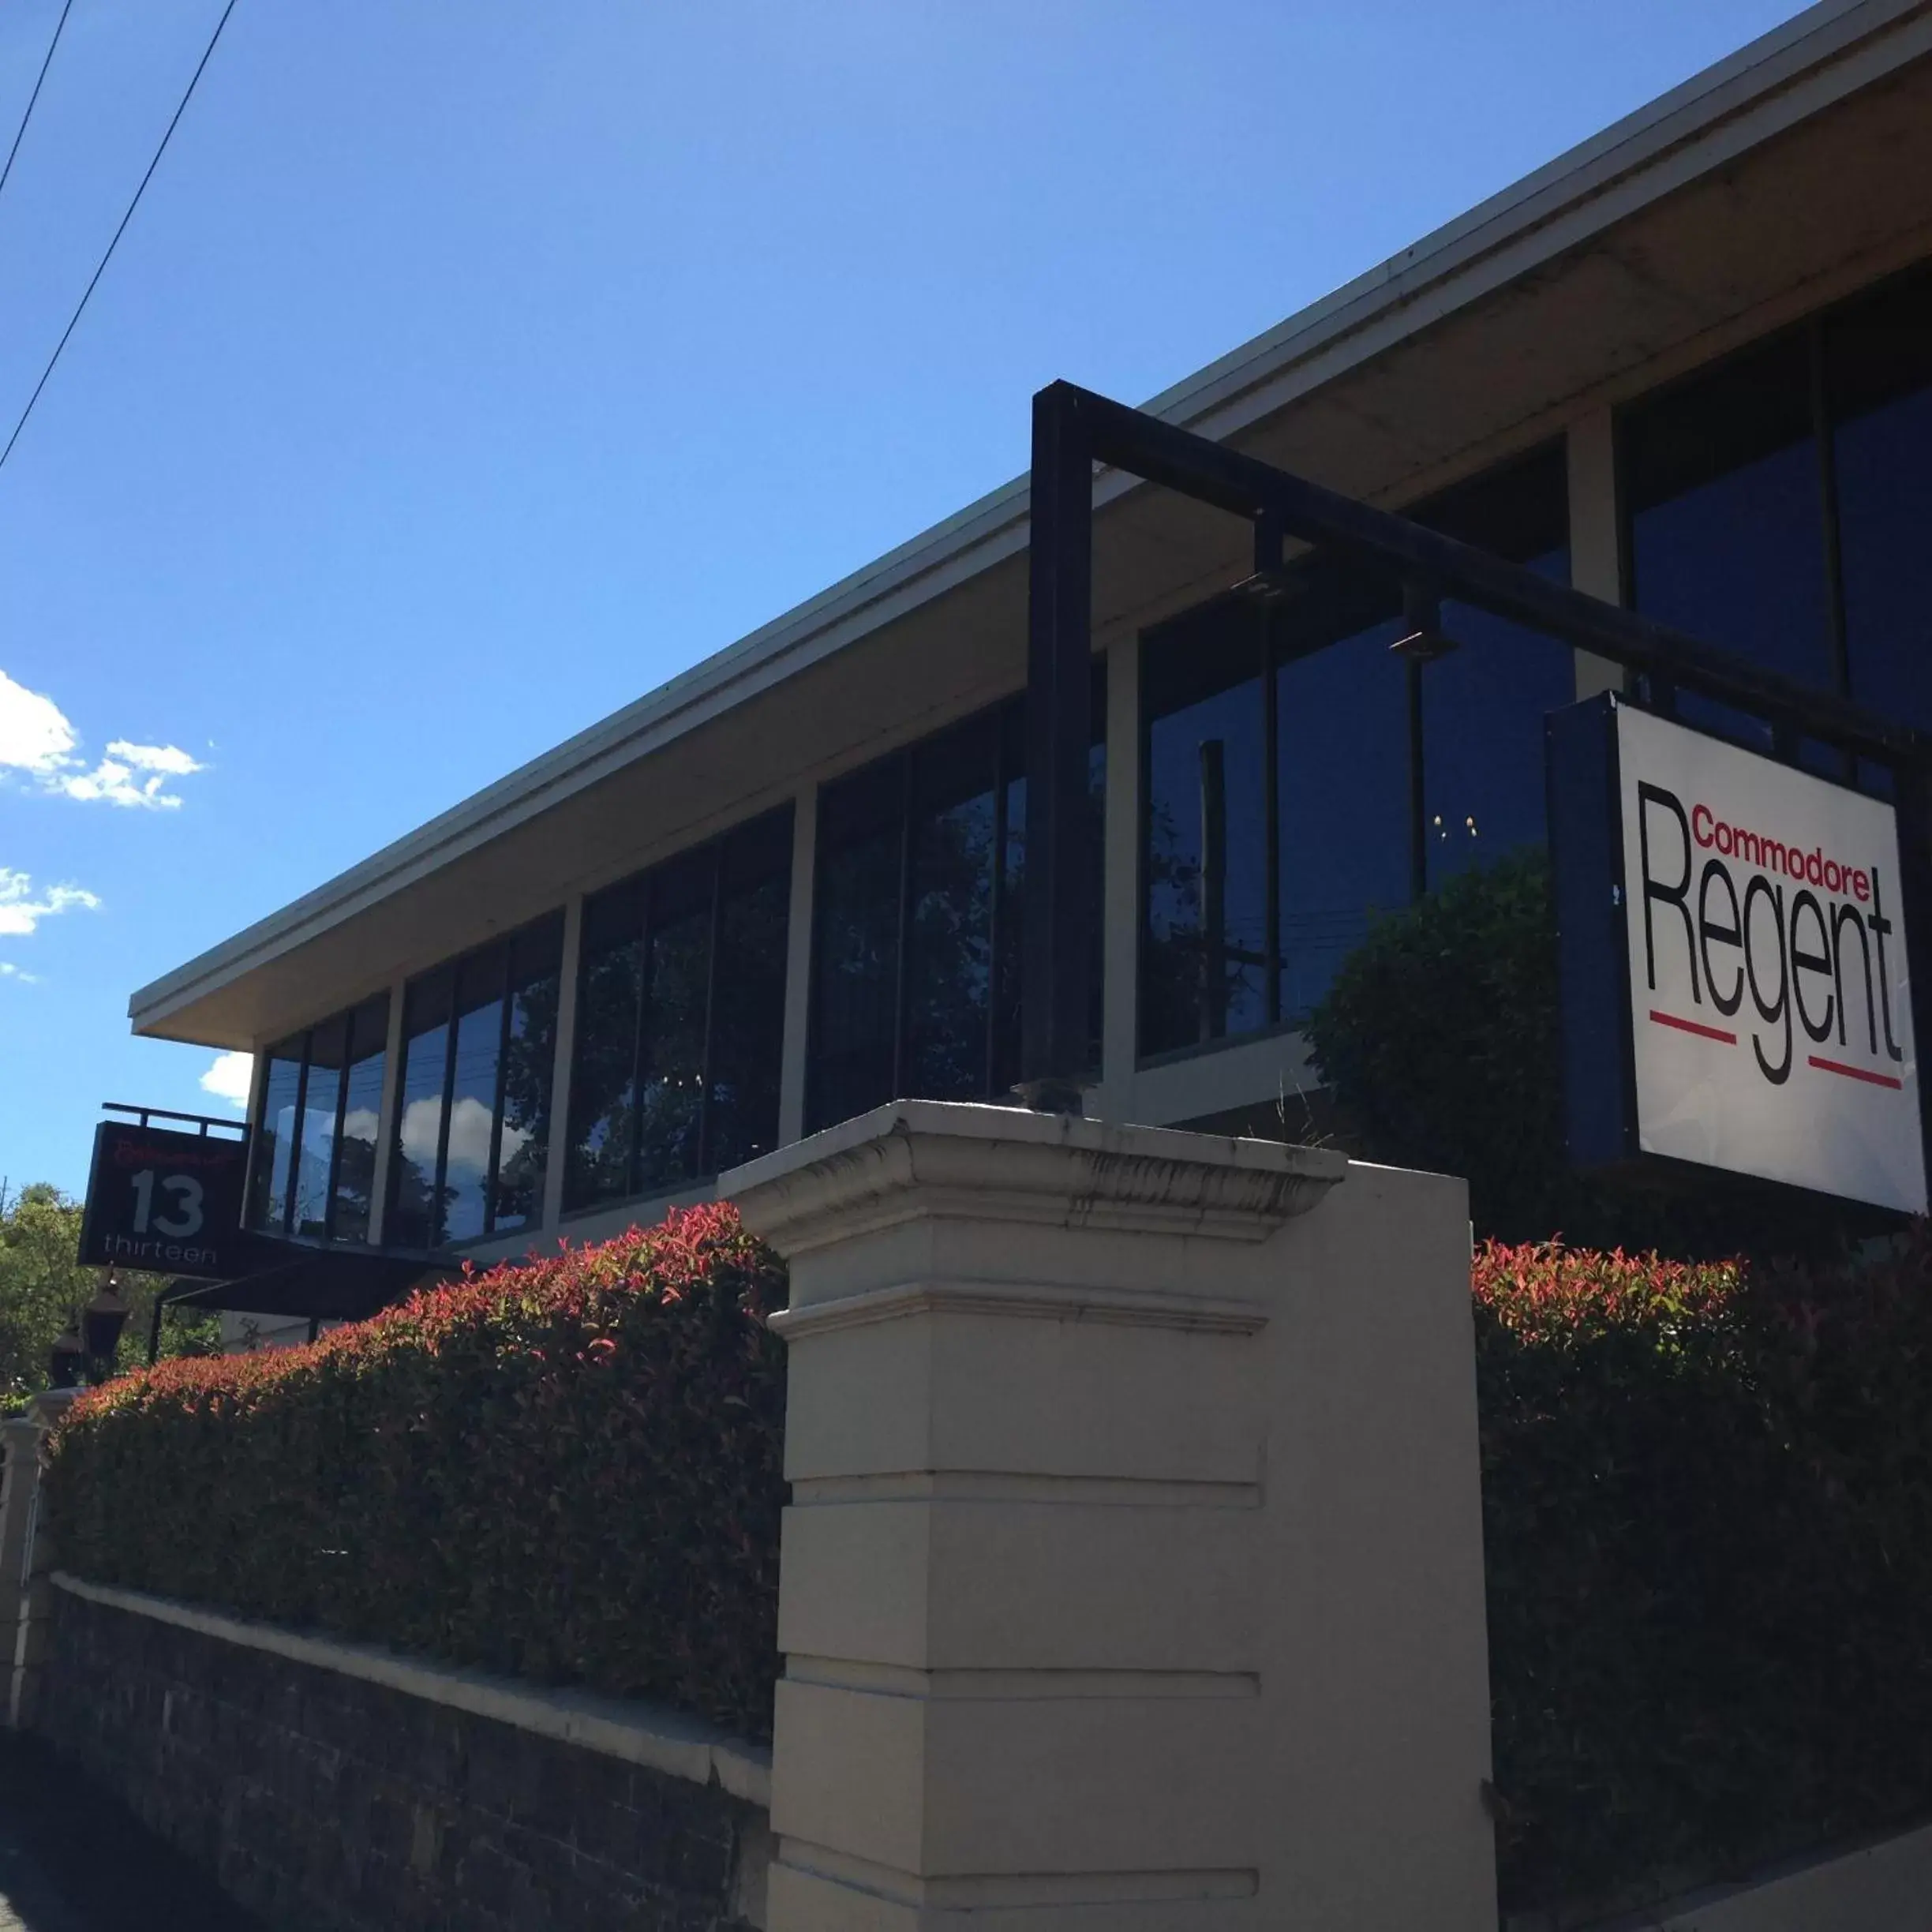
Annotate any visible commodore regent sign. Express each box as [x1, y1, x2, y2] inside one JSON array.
[[1549, 695, 1926, 1215]]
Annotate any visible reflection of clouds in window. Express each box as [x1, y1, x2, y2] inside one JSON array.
[[433, 1095, 529, 1182], [341, 1106, 380, 1144]]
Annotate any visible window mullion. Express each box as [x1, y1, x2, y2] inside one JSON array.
[[282, 1039, 310, 1237], [484, 945, 513, 1237], [433, 973, 459, 1248]]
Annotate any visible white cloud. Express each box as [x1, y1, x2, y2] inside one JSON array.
[[200, 1050, 255, 1110], [0, 867, 99, 938], [0, 670, 76, 773], [0, 962, 36, 984], [399, 1095, 525, 1179], [0, 668, 201, 810]]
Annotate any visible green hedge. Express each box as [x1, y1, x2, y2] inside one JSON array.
[[1478, 1231, 1932, 1916], [47, 1200, 1932, 1908], [45, 1201, 787, 1739]]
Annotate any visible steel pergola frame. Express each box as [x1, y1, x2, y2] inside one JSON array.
[[1018, 379, 1932, 1104]]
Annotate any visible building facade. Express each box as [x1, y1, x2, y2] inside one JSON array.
[[129, 0, 1932, 1302]]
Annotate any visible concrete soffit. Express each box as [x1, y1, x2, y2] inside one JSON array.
[[129, 0, 1932, 1039]]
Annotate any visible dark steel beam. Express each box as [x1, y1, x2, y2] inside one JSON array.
[[1019, 384, 1096, 1103], [1018, 377, 1930, 1101], [1048, 380, 1927, 766]]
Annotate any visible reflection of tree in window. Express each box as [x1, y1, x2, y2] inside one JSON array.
[[807, 678, 1102, 1132], [386, 971, 452, 1249], [563, 810, 792, 1212], [493, 925, 560, 1234]]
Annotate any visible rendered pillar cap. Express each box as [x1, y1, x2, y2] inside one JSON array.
[[722, 1098, 1348, 1257]]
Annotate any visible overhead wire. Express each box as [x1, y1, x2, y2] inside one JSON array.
[[0, 0, 241, 476], [0, 0, 77, 205]]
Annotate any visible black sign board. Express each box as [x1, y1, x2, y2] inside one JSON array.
[[78, 1122, 253, 1279]]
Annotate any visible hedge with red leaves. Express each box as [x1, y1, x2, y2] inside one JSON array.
[[1479, 1230, 1932, 1917], [44, 1203, 788, 1740]]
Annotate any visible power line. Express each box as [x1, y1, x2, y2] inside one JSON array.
[[0, 0, 241, 477], [0, 0, 77, 206]]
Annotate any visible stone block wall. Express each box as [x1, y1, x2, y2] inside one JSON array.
[[43, 1587, 768, 1931]]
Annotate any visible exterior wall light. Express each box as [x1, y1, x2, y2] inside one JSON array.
[[1391, 580, 1458, 662], [49, 1323, 86, 1391], [82, 1277, 131, 1370]]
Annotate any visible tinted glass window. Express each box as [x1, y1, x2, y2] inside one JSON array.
[[494, 919, 561, 1234], [905, 713, 1001, 1102], [442, 946, 506, 1245], [333, 994, 388, 1245], [567, 879, 646, 1211], [638, 850, 713, 1192], [387, 969, 451, 1249], [1144, 616, 1269, 1054], [292, 1014, 346, 1239], [1829, 269, 1932, 733], [1415, 447, 1573, 890], [1625, 335, 1833, 744], [562, 811, 792, 1211], [1276, 615, 1411, 1020], [710, 815, 791, 1174], [810, 760, 905, 1131], [249, 1044, 303, 1233]]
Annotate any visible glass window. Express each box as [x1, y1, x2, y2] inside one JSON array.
[[563, 811, 792, 1213], [493, 921, 561, 1234], [333, 994, 389, 1245], [1144, 614, 1269, 1054], [386, 969, 452, 1249], [246, 1044, 303, 1233], [565, 879, 646, 1211], [442, 947, 506, 1245], [638, 850, 712, 1193], [1623, 333, 1834, 745], [806, 676, 1102, 1133], [291, 1014, 346, 1239], [1139, 443, 1574, 1054], [245, 1001, 392, 1244], [905, 713, 1002, 1102], [1829, 267, 1932, 734], [709, 813, 792, 1173], [386, 913, 565, 1248], [810, 760, 908, 1132], [1414, 446, 1574, 891], [1276, 608, 1411, 1020]]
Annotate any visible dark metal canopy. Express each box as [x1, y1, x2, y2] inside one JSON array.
[[1017, 379, 1932, 1103], [162, 1242, 450, 1324]]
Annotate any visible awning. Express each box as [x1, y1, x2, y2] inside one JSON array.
[[163, 1241, 453, 1324]]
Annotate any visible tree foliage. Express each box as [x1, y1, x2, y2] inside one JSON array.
[[1304, 852, 1871, 1256], [0, 1183, 215, 1402]]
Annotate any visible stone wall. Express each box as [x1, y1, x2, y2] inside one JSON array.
[[42, 1582, 769, 1932]]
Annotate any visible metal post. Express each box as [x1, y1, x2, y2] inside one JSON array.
[[1020, 383, 1095, 1110]]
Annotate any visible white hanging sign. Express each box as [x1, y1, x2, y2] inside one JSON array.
[[1616, 703, 1925, 1215]]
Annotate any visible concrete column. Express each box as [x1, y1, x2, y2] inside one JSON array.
[[0, 1418, 40, 1644], [728, 1102, 1496, 1930], [1567, 406, 1625, 700], [7, 1389, 77, 1730]]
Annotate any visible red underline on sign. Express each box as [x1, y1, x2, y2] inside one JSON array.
[[1807, 1054, 1904, 1090], [1649, 1009, 1737, 1045]]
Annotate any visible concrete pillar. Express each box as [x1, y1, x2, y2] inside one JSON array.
[[6, 1388, 77, 1731], [728, 1101, 1496, 1930], [1567, 406, 1625, 701]]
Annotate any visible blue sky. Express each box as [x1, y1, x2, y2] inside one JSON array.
[[0, 0, 1807, 1198]]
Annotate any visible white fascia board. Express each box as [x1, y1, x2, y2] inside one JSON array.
[[129, 0, 1932, 1036]]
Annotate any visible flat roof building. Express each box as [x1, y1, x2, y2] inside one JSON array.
[[129, 0, 1932, 1317]]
